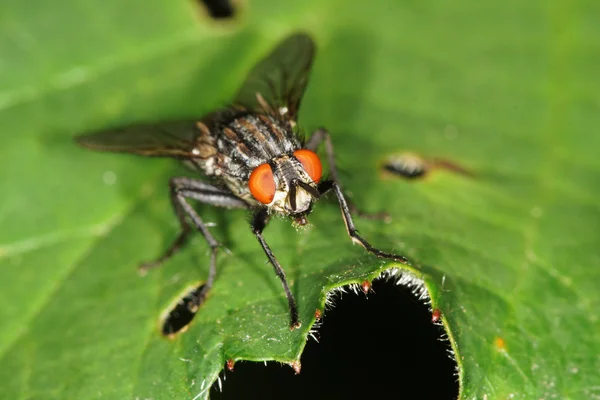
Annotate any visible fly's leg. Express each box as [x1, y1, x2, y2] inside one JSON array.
[[138, 179, 192, 275], [251, 208, 301, 330], [139, 177, 247, 272], [318, 180, 410, 265], [140, 177, 248, 309], [305, 128, 390, 222], [307, 128, 406, 261], [305, 128, 339, 181]]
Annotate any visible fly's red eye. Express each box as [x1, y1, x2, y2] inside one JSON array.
[[249, 163, 276, 204], [294, 149, 322, 183]]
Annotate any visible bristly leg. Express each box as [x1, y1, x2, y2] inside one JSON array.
[[140, 177, 248, 308], [138, 178, 192, 275], [305, 128, 391, 222], [251, 208, 301, 330], [306, 127, 409, 264], [318, 180, 409, 265]]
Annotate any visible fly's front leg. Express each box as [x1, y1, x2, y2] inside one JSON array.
[[251, 208, 301, 330], [140, 177, 248, 309], [318, 180, 409, 265], [305, 127, 339, 182], [305, 128, 390, 222]]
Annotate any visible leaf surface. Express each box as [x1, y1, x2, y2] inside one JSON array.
[[1, 0, 598, 399]]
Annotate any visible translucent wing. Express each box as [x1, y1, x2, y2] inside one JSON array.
[[233, 33, 316, 122], [75, 120, 206, 158], [76, 34, 316, 156]]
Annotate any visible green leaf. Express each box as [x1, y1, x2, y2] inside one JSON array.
[[1, 0, 599, 399]]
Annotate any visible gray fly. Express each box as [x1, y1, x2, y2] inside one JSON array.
[[75, 33, 409, 330]]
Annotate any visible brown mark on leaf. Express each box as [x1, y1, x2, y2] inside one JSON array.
[[226, 359, 235, 371], [289, 360, 302, 375], [161, 283, 206, 338], [494, 336, 506, 351], [314, 309, 322, 321], [431, 308, 442, 323], [361, 280, 372, 295], [380, 152, 472, 181]]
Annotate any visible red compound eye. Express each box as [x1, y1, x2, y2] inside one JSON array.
[[249, 163, 276, 204], [294, 149, 322, 183]]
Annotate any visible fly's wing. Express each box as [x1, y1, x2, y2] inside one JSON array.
[[75, 120, 207, 158], [233, 33, 316, 122], [76, 35, 315, 156]]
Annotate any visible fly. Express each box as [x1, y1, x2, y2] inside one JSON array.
[[75, 33, 409, 330]]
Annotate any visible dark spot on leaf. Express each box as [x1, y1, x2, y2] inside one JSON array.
[[381, 152, 472, 180], [199, 0, 235, 19], [382, 153, 428, 179], [161, 284, 206, 338]]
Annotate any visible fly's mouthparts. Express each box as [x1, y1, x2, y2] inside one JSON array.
[[289, 179, 298, 211], [295, 216, 308, 226], [297, 180, 320, 199]]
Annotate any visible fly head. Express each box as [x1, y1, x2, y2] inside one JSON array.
[[247, 151, 323, 218]]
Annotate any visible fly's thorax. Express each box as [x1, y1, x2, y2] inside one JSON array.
[[215, 114, 299, 172]]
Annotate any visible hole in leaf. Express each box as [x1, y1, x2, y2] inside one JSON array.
[[200, 0, 235, 19], [211, 279, 458, 399], [161, 283, 205, 338]]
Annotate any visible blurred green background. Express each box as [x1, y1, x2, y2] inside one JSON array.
[[1, 0, 599, 399]]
